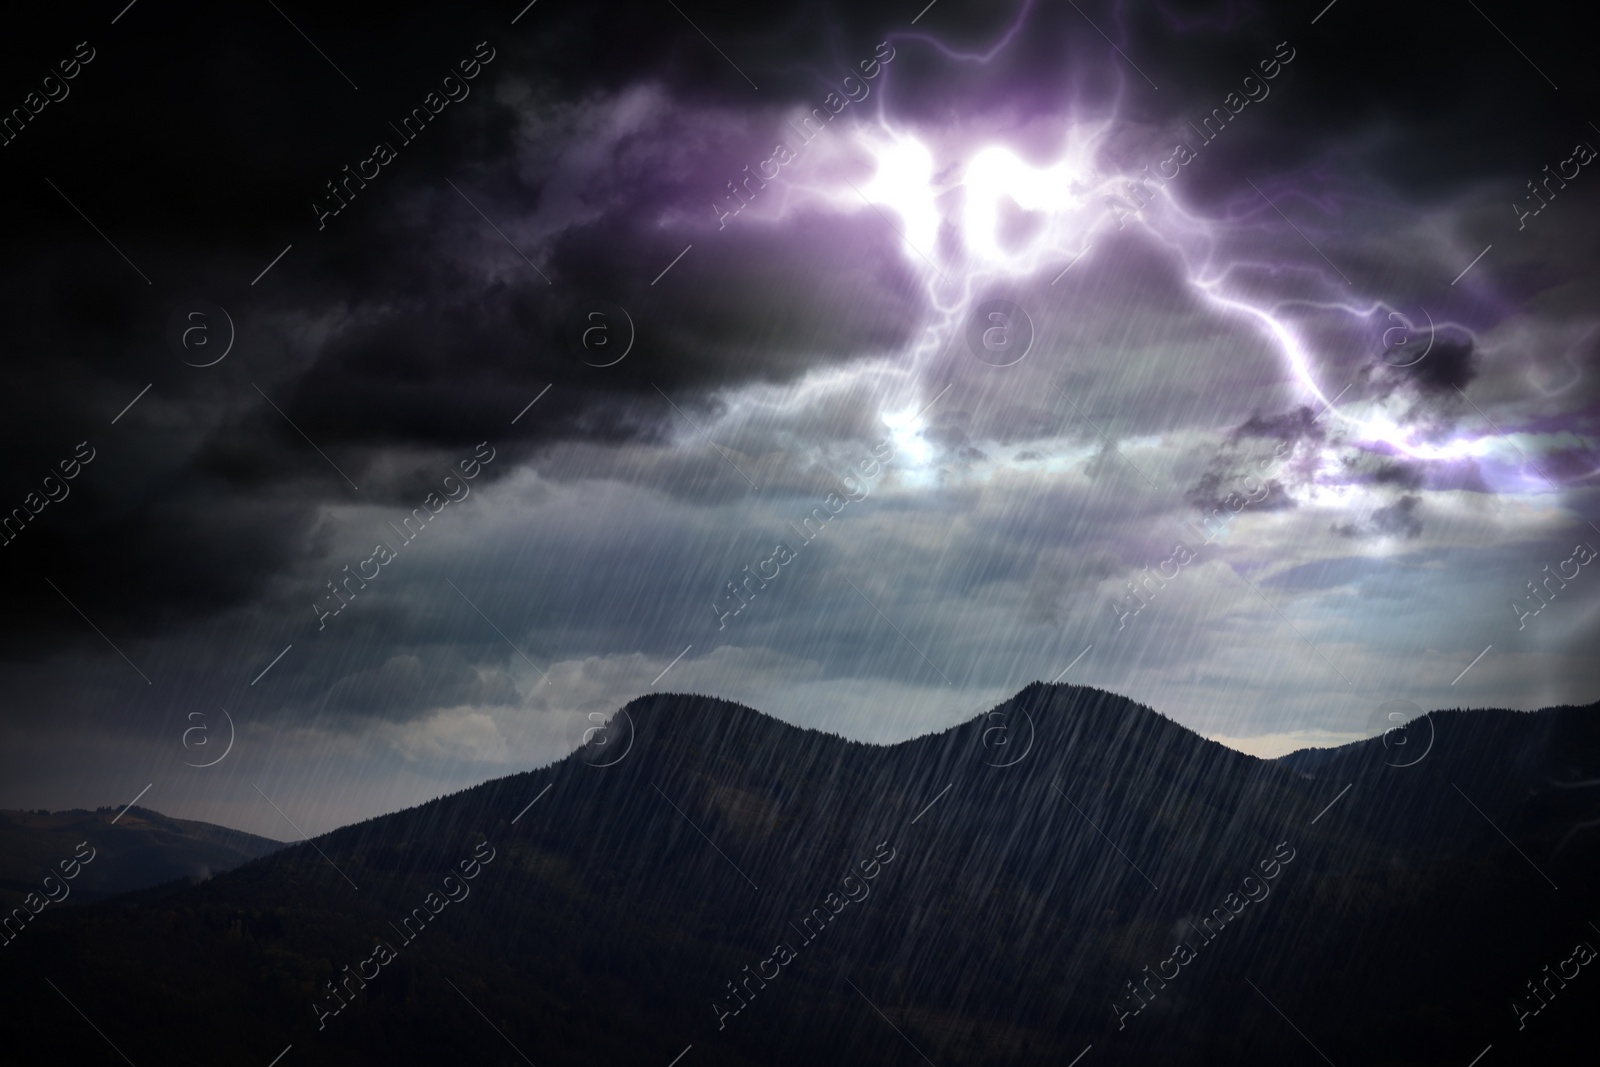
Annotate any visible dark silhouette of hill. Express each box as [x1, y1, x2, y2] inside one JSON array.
[[2, 684, 1597, 1066], [0, 805, 283, 910]]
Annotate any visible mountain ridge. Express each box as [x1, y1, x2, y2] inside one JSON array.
[[0, 804, 283, 912], [3, 684, 1597, 1066]]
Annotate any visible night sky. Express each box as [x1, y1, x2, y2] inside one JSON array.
[[1, 0, 1596, 838]]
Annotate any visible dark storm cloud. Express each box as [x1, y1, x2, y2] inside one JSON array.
[[0, 0, 935, 652], [1184, 404, 1324, 513], [1371, 494, 1425, 539], [1332, 451, 1428, 491], [1397, 339, 1480, 394], [1366, 339, 1481, 399], [315, 651, 523, 721], [1229, 406, 1327, 447], [1186, 470, 1297, 514], [1368, 459, 1426, 490], [1, 0, 1596, 767], [1332, 493, 1423, 541], [253, 204, 923, 452]]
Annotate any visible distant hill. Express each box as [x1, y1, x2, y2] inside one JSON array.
[[0, 805, 282, 910], [2, 684, 1597, 1066]]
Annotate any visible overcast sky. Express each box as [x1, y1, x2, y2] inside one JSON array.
[[1, 0, 1596, 838]]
